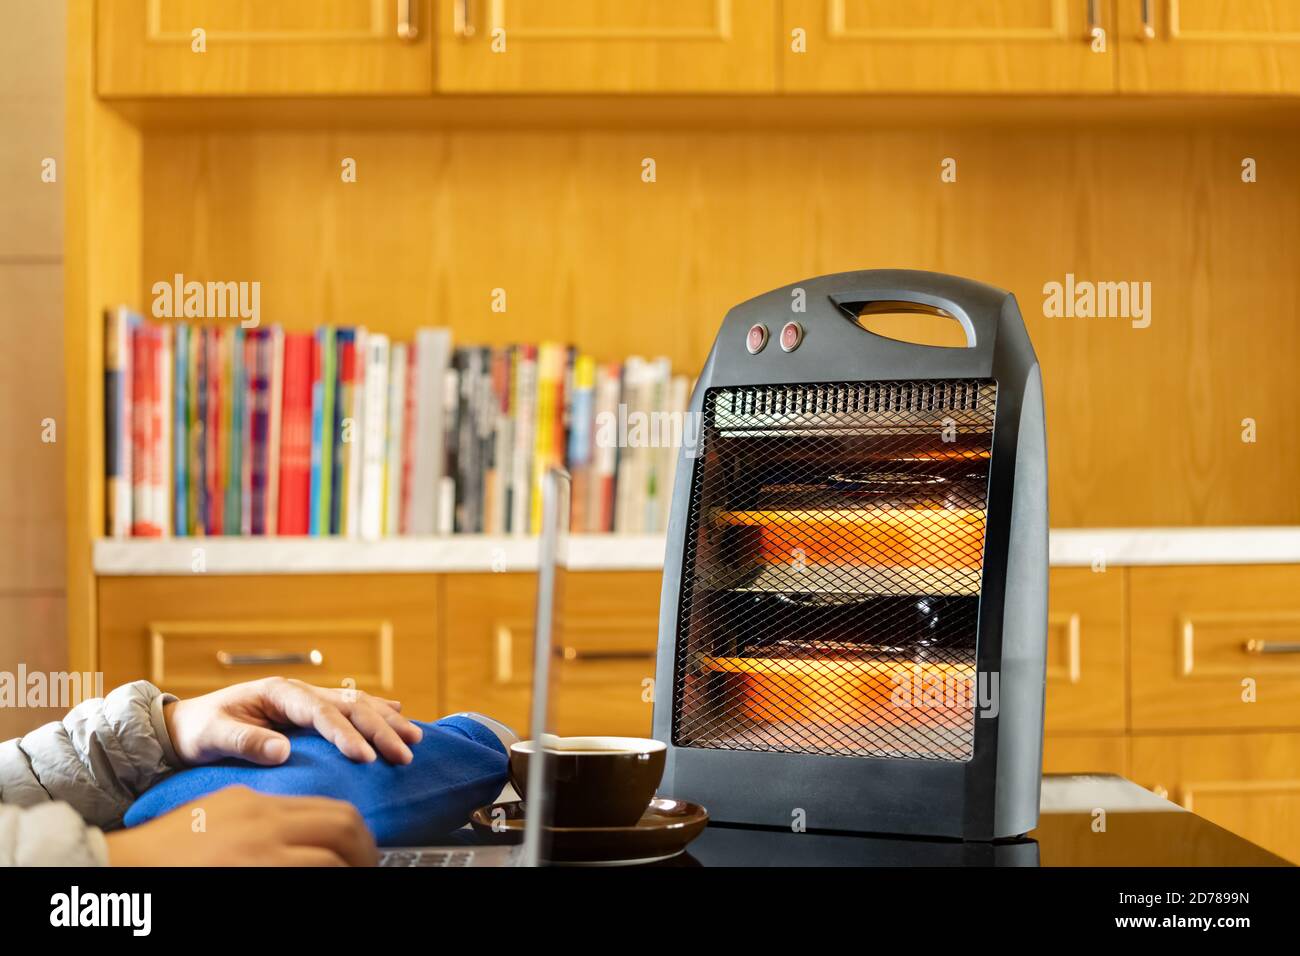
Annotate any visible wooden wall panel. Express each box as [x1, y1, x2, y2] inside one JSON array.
[[138, 124, 1300, 527], [0, 0, 64, 259], [0, 595, 68, 741], [0, 264, 65, 592]]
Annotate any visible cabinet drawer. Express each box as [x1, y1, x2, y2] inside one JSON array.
[[1130, 732, 1300, 864], [98, 575, 439, 716], [443, 572, 660, 737], [1131, 566, 1300, 731], [1044, 568, 1126, 733]]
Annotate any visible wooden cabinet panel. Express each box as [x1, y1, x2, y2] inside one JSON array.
[[1044, 568, 1126, 733], [98, 575, 439, 716], [781, 0, 1115, 93], [1131, 566, 1300, 731], [1042, 734, 1128, 775], [1119, 0, 1300, 93], [1131, 732, 1300, 863], [97, 0, 435, 96], [443, 572, 659, 737], [435, 0, 777, 92]]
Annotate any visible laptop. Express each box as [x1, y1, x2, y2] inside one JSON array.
[[378, 467, 569, 867]]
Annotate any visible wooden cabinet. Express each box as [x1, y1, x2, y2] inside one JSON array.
[[1119, 0, 1300, 93], [1042, 734, 1129, 776], [442, 572, 660, 737], [1131, 732, 1300, 863], [435, 0, 777, 92], [1130, 565, 1300, 731], [780, 0, 1115, 93], [1044, 568, 1127, 733], [97, 0, 435, 96], [98, 575, 440, 715]]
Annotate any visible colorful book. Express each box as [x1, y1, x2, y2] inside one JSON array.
[[172, 323, 188, 536], [360, 333, 389, 541], [103, 308, 135, 538], [278, 333, 314, 535], [265, 327, 285, 535]]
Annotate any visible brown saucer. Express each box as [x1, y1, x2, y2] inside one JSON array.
[[469, 797, 708, 865]]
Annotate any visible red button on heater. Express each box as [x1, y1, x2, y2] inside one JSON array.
[[780, 321, 804, 352], [746, 324, 769, 354]]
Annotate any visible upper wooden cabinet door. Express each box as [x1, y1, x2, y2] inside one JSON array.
[[1119, 0, 1300, 93], [781, 1, 1115, 92], [435, 0, 777, 92], [97, 0, 435, 96]]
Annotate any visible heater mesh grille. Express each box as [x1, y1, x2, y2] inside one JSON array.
[[671, 379, 997, 761]]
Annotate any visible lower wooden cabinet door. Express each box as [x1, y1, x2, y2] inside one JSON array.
[[1042, 734, 1129, 777], [1044, 568, 1127, 733], [1130, 732, 1300, 864], [98, 575, 440, 718], [1130, 565, 1300, 731], [442, 572, 661, 738]]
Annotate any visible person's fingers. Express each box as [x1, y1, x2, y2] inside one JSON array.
[[210, 718, 292, 765], [275, 803, 377, 867], [296, 683, 423, 754], [264, 680, 376, 762], [345, 700, 414, 765]]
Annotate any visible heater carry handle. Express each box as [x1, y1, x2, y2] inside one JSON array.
[[818, 269, 1011, 359]]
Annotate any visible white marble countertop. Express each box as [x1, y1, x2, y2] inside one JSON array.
[[93, 527, 1300, 575]]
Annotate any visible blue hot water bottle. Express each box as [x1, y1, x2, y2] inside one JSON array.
[[124, 715, 508, 846]]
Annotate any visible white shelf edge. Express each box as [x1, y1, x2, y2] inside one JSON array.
[[93, 534, 667, 576], [92, 527, 1300, 576]]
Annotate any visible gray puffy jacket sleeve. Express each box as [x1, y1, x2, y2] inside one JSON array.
[[0, 681, 181, 866]]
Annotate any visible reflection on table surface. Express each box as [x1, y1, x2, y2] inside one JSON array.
[[675, 776, 1291, 867]]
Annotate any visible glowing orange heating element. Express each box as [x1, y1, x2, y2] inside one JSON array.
[[717, 508, 987, 569], [700, 655, 976, 730]]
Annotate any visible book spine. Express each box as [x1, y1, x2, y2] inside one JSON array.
[[344, 328, 367, 538], [194, 328, 208, 535], [308, 329, 327, 535], [172, 323, 187, 537], [265, 327, 284, 535], [330, 330, 353, 536], [277, 334, 313, 535], [129, 321, 152, 536], [569, 354, 595, 533], [207, 327, 225, 535], [510, 345, 535, 536], [248, 330, 270, 535], [409, 328, 450, 535], [437, 363, 459, 535], [103, 308, 132, 538], [399, 342, 418, 534], [359, 334, 389, 541], [154, 325, 172, 536], [384, 342, 407, 537], [319, 329, 337, 535]]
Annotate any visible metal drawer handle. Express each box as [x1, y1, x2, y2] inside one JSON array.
[[557, 647, 656, 663], [216, 649, 324, 667], [1140, 0, 1155, 39], [454, 0, 476, 38], [397, 0, 418, 41], [1244, 640, 1300, 655], [1086, 0, 1102, 41]]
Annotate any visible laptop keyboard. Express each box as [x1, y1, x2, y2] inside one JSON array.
[[378, 849, 475, 867]]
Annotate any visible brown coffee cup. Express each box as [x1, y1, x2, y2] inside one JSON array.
[[508, 736, 667, 828]]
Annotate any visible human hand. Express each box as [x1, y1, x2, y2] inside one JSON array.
[[106, 785, 378, 866], [163, 677, 423, 767]]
